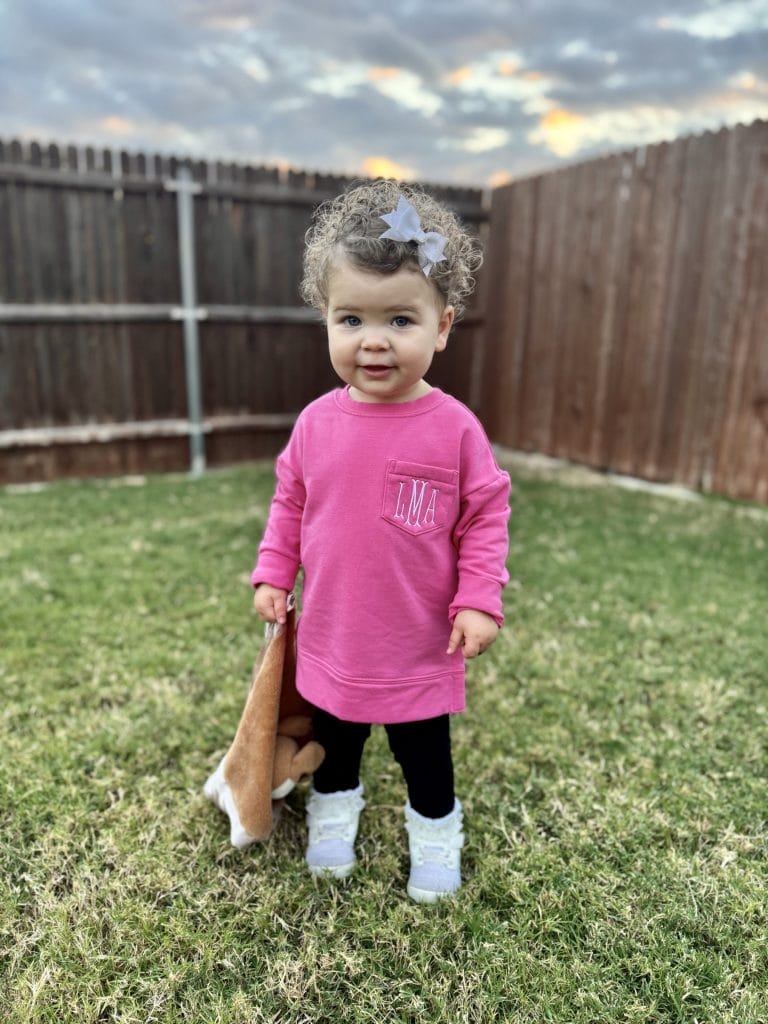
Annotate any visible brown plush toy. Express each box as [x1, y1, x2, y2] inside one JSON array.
[[204, 598, 325, 847]]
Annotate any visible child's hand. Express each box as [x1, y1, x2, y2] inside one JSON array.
[[253, 584, 289, 625], [447, 609, 499, 659]]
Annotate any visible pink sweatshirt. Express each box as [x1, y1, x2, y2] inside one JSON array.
[[252, 387, 510, 724]]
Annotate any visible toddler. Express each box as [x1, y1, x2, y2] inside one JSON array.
[[252, 179, 510, 902]]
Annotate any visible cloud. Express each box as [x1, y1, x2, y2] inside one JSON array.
[[361, 156, 415, 179], [445, 67, 474, 86], [96, 115, 139, 137], [367, 68, 443, 117], [529, 108, 588, 157], [368, 67, 402, 81], [0, 0, 766, 186], [658, 0, 766, 39], [461, 126, 511, 153]]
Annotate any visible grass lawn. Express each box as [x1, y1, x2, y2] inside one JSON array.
[[1, 460, 766, 1023]]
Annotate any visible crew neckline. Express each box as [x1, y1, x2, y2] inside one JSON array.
[[335, 386, 448, 417]]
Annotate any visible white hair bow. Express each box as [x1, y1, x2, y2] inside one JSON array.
[[379, 197, 448, 277]]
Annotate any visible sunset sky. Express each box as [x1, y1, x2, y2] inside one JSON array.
[[1, 0, 766, 187]]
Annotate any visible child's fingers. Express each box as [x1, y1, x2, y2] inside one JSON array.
[[253, 587, 287, 623], [253, 592, 274, 620], [446, 624, 464, 655], [461, 635, 482, 659], [272, 592, 287, 625]]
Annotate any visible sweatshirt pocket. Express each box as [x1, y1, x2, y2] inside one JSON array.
[[381, 460, 459, 537]]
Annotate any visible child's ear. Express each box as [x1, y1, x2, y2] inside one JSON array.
[[435, 305, 455, 351]]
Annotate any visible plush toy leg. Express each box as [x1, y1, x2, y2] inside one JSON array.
[[270, 737, 326, 800]]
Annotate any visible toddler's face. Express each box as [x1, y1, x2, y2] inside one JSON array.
[[324, 257, 454, 404]]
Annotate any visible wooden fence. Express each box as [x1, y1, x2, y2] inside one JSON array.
[[480, 120, 768, 503], [2, 123, 767, 503], [0, 140, 486, 483]]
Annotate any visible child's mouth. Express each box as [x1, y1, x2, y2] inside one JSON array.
[[360, 365, 393, 378]]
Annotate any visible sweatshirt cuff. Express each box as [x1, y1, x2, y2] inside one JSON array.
[[250, 553, 299, 592], [449, 580, 504, 628]]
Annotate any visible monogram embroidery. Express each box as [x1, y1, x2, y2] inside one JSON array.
[[382, 460, 457, 537], [393, 478, 440, 530]]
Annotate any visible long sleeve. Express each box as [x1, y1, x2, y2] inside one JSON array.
[[251, 422, 306, 592], [448, 430, 511, 627]]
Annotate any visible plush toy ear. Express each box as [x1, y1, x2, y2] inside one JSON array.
[[204, 605, 292, 845], [204, 599, 326, 847]]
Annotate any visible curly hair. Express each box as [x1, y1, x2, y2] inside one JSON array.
[[300, 179, 483, 320]]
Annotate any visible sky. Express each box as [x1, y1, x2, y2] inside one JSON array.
[[1, 0, 767, 188]]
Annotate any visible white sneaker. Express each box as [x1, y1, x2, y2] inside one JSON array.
[[305, 784, 365, 879], [404, 799, 464, 903]]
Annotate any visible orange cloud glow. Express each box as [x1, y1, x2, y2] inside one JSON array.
[[446, 67, 473, 86], [362, 156, 414, 180], [497, 59, 520, 77], [531, 107, 588, 157], [541, 108, 586, 131], [368, 67, 401, 81]]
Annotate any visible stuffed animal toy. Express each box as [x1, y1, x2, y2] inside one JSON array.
[[204, 597, 324, 847]]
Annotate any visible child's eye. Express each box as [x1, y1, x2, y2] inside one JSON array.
[[392, 316, 411, 328], [343, 315, 362, 327]]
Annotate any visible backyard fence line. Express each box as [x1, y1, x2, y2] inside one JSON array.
[[2, 126, 766, 503], [0, 138, 487, 482], [0, 154, 487, 219], [480, 119, 768, 504]]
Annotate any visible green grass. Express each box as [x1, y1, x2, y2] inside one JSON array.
[[1, 462, 766, 1023]]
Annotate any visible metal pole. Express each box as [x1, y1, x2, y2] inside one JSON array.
[[167, 166, 206, 475]]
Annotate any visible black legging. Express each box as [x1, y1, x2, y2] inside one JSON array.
[[311, 708, 455, 819]]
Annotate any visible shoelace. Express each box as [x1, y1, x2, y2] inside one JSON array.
[[411, 835, 463, 866], [309, 817, 354, 842]]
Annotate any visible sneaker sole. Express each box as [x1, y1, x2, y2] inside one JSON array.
[[307, 861, 355, 880], [407, 882, 459, 903]]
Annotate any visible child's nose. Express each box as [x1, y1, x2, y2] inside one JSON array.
[[361, 330, 390, 350]]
